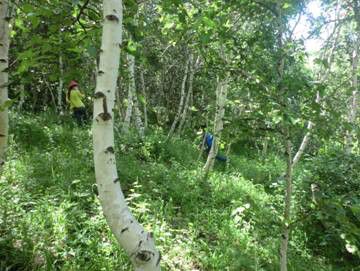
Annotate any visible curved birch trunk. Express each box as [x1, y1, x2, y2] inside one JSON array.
[[167, 56, 190, 139], [0, 0, 10, 166], [92, 1, 160, 270], [203, 77, 228, 178]]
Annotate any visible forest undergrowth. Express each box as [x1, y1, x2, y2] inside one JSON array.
[[0, 112, 358, 271]]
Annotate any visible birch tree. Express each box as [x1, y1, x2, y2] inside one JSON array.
[[0, 0, 10, 166], [129, 54, 145, 138], [122, 55, 135, 134], [345, 0, 360, 153], [140, 69, 148, 129], [177, 54, 198, 135], [167, 55, 190, 139], [275, 3, 292, 270], [203, 77, 228, 178], [92, 0, 160, 269]]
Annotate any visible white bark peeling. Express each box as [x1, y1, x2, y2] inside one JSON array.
[[0, 0, 10, 166], [93, 1, 160, 270]]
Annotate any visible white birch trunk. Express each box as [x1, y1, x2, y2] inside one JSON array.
[[167, 56, 190, 139], [177, 54, 194, 134], [58, 54, 64, 113], [140, 69, 148, 129], [203, 77, 228, 177], [93, 1, 160, 270], [17, 85, 25, 111], [292, 92, 320, 167], [292, 26, 341, 166], [345, 38, 359, 153], [275, 4, 291, 271], [280, 135, 293, 271], [123, 55, 135, 134], [0, 0, 10, 166], [128, 55, 145, 138]]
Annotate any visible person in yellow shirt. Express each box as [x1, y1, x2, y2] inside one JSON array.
[[66, 80, 86, 125]]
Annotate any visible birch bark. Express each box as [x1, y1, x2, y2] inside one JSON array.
[[203, 77, 228, 177], [345, 2, 360, 153], [280, 134, 293, 271], [177, 54, 195, 134], [129, 54, 145, 138], [140, 69, 148, 129], [292, 18, 341, 166], [167, 55, 190, 139], [93, 1, 160, 269], [0, 0, 10, 166], [123, 54, 135, 134], [58, 54, 64, 113], [275, 3, 293, 270]]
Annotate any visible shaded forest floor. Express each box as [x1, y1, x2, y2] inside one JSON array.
[[0, 112, 357, 270]]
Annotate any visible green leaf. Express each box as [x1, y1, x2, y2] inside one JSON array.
[[202, 16, 216, 28]]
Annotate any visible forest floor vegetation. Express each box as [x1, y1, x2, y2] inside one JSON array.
[[0, 112, 358, 271]]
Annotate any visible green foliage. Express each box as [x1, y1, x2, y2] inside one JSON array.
[[298, 145, 360, 268], [0, 113, 335, 271]]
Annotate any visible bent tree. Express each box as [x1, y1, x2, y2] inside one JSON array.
[[0, 0, 10, 167], [92, 0, 160, 270]]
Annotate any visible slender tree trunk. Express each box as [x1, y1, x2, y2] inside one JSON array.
[[0, 0, 10, 166], [280, 133, 293, 271], [123, 55, 135, 134], [225, 141, 232, 170], [128, 54, 144, 138], [177, 54, 194, 134], [58, 54, 64, 113], [92, 1, 160, 270], [345, 37, 359, 153], [292, 24, 340, 164], [203, 77, 228, 177], [18, 85, 25, 111], [167, 55, 190, 139], [140, 69, 148, 129], [275, 3, 291, 271]]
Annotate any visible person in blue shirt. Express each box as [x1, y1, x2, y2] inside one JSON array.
[[200, 125, 227, 162]]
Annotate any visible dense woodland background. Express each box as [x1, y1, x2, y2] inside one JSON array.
[[0, 0, 359, 270]]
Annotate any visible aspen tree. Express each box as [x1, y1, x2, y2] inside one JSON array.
[[203, 77, 228, 178], [128, 55, 145, 138], [0, 0, 10, 166], [122, 54, 135, 134], [177, 54, 195, 134], [274, 2, 292, 270], [140, 69, 148, 129], [345, 0, 360, 153], [167, 55, 190, 139], [92, 0, 160, 269]]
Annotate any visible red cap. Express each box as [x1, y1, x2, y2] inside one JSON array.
[[68, 80, 78, 90]]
